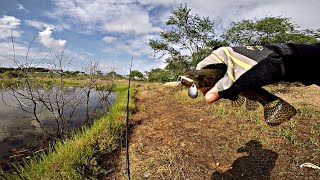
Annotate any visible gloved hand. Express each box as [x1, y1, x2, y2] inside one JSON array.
[[196, 45, 290, 103]]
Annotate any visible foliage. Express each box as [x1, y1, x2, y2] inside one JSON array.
[[223, 16, 320, 45], [149, 4, 226, 80], [130, 70, 144, 80], [0, 67, 50, 73], [146, 68, 171, 83], [105, 71, 123, 79]]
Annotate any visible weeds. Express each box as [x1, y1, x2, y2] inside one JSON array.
[[221, 144, 232, 152], [235, 136, 241, 145], [277, 121, 297, 145], [259, 136, 271, 146], [215, 106, 226, 117], [235, 109, 245, 119], [139, 147, 188, 179]]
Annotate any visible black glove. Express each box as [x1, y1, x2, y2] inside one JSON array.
[[196, 44, 293, 100]]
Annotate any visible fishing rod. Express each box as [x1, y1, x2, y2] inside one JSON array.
[[125, 53, 133, 180]]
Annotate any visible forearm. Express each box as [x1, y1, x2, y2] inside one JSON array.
[[285, 43, 320, 85]]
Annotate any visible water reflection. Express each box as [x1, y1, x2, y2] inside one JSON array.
[[0, 87, 115, 162]]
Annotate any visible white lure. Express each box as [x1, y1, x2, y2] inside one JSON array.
[[188, 83, 198, 98]]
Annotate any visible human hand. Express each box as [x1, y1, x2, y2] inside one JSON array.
[[197, 45, 289, 103]]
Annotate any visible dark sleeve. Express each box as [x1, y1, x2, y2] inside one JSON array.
[[285, 43, 320, 85]]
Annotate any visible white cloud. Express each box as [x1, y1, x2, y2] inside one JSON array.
[[0, 41, 51, 67], [180, 0, 320, 30], [101, 4, 161, 34], [48, 0, 161, 35], [0, 16, 51, 68], [139, 0, 176, 7], [131, 58, 165, 74], [38, 27, 66, 49], [102, 34, 155, 57], [237, 0, 320, 30], [99, 57, 165, 75], [0, 15, 21, 39], [25, 20, 70, 32], [102, 36, 116, 43], [47, 0, 320, 39], [17, 3, 30, 13]]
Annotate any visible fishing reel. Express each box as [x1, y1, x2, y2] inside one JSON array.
[[177, 76, 198, 98]]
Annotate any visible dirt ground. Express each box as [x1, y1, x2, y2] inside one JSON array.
[[110, 83, 319, 179]]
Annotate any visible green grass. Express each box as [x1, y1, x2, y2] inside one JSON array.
[[0, 83, 136, 179], [0, 76, 116, 89]]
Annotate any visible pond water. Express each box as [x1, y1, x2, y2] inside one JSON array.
[[0, 87, 116, 162]]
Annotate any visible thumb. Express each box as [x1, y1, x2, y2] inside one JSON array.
[[205, 86, 220, 103]]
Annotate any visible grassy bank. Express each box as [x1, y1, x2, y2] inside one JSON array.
[[0, 83, 136, 179]]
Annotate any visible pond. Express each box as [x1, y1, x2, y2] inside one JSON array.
[[0, 87, 116, 163]]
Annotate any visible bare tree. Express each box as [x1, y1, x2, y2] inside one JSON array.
[[82, 60, 99, 124], [1, 34, 115, 138]]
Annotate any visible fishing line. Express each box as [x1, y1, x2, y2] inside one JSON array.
[[125, 53, 133, 180]]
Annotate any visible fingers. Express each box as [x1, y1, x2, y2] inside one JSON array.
[[199, 87, 211, 95], [204, 86, 221, 103]]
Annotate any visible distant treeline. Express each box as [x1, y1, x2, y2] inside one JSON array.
[[0, 67, 124, 79], [0, 67, 50, 73]]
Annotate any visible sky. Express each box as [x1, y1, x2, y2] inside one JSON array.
[[0, 0, 319, 75]]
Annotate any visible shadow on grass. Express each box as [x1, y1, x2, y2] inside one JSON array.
[[212, 140, 278, 180]]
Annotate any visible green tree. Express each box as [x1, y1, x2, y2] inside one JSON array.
[[149, 4, 226, 80], [106, 70, 123, 79], [146, 68, 170, 83], [223, 16, 320, 45], [222, 19, 257, 45], [130, 70, 144, 80]]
